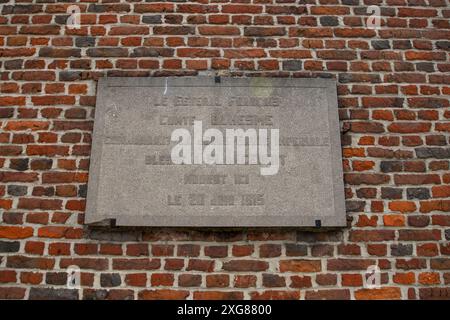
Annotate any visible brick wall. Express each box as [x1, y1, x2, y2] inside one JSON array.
[[0, 0, 449, 300]]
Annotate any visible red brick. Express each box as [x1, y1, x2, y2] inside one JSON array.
[[233, 275, 257, 288], [134, 3, 174, 13], [223, 260, 269, 272], [0, 287, 26, 299], [0, 97, 26, 106], [194, 291, 244, 300], [0, 270, 17, 283], [251, 290, 300, 300], [279, 260, 321, 272], [20, 272, 43, 285], [388, 201, 417, 213], [388, 123, 431, 133], [432, 185, 450, 198], [7, 256, 55, 270], [0, 226, 34, 239], [151, 273, 174, 286], [232, 245, 254, 257], [355, 287, 402, 300], [112, 258, 160, 270], [138, 289, 189, 300], [125, 273, 147, 287], [48, 243, 71, 256], [206, 274, 229, 288], [341, 274, 363, 286], [305, 289, 350, 300], [418, 272, 440, 285]]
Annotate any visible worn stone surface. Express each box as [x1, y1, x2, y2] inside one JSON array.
[[86, 77, 345, 227]]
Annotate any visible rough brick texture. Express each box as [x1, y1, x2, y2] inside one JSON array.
[[0, 0, 449, 300]]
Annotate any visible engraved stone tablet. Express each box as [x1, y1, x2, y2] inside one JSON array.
[[85, 77, 346, 227]]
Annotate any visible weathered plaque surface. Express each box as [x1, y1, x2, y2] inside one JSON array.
[[86, 77, 346, 227]]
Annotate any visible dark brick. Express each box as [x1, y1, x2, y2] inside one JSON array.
[[320, 16, 339, 26], [29, 288, 78, 300], [142, 15, 162, 24], [297, 231, 343, 242], [285, 244, 307, 256], [30, 159, 52, 170], [341, 0, 359, 4], [380, 161, 403, 173], [39, 47, 81, 58], [339, 73, 381, 84], [372, 40, 390, 50], [46, 272, 67, 285], [53, 15, 68, 25], [86, 48, 129, 57], [407, 188, 430, 200], [282, 60, 302, 71], [3, 5, 42, 14], [0, 241, 20, 253], [7, 185, 27, 196], [381, 187, 403, 199], [153, 26, 195, 35], [416, 148, 450, 159], [346, 201, 365, 212], [354, 7, 395, 16], [87, 4, 130, 13], [416, 62, 435, 72], [436, 41, 450, 50], [87, 230, 141, 242], [0, 4, 12, 14], [130, 47, 160, 57], [391, 244, 413, 256], [4, 59, 23, 70], [87, 4, 105, 13], [78, 184, 87, 198], [262, 274, 286, 287], [101, 273, 122, 287], [75, 37, 96, 48], [83, 289, 107, 300], [9, 158, 29, 171], [18, 5, 42, 14], [59, 71, 82, 81], [83, 289, 134, 300], [244, 27, 286, 37]]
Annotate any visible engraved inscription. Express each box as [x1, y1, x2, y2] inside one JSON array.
[[85, 77, 346, 227]]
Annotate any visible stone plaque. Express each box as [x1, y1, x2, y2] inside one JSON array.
[[85, 77, 346, 227]]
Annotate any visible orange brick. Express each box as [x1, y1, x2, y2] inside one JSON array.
[[383, 214, 406, 227], [418, 272, 440, 285], [389, 201, 417, 213], [355, 287, 402, 300], [0, 226, 34, 239]]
